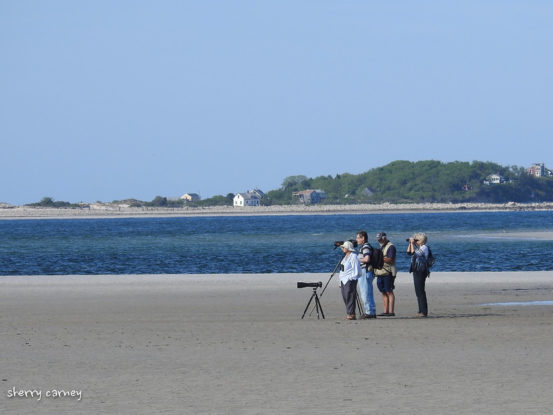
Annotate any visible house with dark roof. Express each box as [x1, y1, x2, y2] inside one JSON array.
[[292, 189, 326, 204], [250, 188, 266, 199]]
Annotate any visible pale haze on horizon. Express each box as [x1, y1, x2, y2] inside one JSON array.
[[1, 1, 552, 205]]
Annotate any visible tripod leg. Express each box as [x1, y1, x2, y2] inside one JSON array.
[[301, 293, 316, 319], [309, 254, 344, 317], [315, 294, 325, 319], [314, 296, 320, 319], [356, 286, 365, 317]]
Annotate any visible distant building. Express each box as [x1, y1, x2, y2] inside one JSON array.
[[293, 189, 326, 204], [527, 163, 551, 177], [483, 174, 504, 185], [249, 188, 266, 199], [233, 192, 260, 207], [180, 193, 201, 202]]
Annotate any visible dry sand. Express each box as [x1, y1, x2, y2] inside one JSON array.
[[1, 272, 553, 414]]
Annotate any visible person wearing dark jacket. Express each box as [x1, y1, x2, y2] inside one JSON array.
[[407, 232, 429, 317]]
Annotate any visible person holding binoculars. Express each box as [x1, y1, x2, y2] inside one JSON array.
[[407, 232, 430, 317]]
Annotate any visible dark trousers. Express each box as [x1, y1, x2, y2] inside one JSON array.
[[341, 280, 358, 315], [413, 272, 428, 316]]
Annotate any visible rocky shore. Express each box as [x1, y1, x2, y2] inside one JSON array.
[[1, 201, 553, 219]]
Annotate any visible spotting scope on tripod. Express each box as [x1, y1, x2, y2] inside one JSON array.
[[298, 281, 325, 319], [305, 240, 364, 318]]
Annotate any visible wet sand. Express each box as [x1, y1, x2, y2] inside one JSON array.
[[1, 272, 553, 414]]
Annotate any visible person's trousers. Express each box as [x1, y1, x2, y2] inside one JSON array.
[[341, 279, 358, 315], [413, 271, 428, 316], [357, 269, 376, 315]]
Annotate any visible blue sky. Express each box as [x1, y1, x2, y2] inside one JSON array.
[[1, 1, 552, 204]]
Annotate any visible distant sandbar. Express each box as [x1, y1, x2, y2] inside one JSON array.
[[1, 201, 553, 220]]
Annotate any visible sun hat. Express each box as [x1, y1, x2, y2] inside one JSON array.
[[340, 241, 356, 252]]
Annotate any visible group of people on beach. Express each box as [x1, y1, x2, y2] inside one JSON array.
[[338, 231, 430, 320]]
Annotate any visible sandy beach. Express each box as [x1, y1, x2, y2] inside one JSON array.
[[1, 201, 553, 219], [1, 272, 553, 414]]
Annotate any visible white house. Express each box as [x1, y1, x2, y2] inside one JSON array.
[[233, 192, 260, 207], [483, 174, 504, 185]]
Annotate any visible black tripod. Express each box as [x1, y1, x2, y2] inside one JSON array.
[[301, 286, 325, 319], [310, 252, 364, 318]]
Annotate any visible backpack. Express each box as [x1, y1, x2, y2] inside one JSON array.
[[368, 244, 384, 270], [427, 247, 435, 269], [410, 246, 435, 277]]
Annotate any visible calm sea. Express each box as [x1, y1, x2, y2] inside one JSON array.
[[1, 211, 553, 276]]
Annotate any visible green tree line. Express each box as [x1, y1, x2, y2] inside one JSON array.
[[265, 160, 553, 204], [24, 161, 553, 207]]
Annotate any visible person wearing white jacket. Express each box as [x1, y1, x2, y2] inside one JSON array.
[[338, 241, 361, 320]]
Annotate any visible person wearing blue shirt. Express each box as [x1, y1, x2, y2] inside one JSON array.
[[355, 231, 377, 319]]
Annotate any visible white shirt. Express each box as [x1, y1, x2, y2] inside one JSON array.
[[339, 252, 361, 285]]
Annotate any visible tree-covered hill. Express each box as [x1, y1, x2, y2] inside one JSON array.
[[265, 160, 553, 204], [22, 161, 553, 207]]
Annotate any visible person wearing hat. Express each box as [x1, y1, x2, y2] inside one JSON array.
[[338, 241, 361, 320], [374, 232, 397, 316]]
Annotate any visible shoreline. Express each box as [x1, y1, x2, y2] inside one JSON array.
[[2, 270, 553, 283], [2, 201, 553, 220]]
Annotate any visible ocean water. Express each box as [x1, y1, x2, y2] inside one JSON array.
[[1, 211, 553, 275]]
